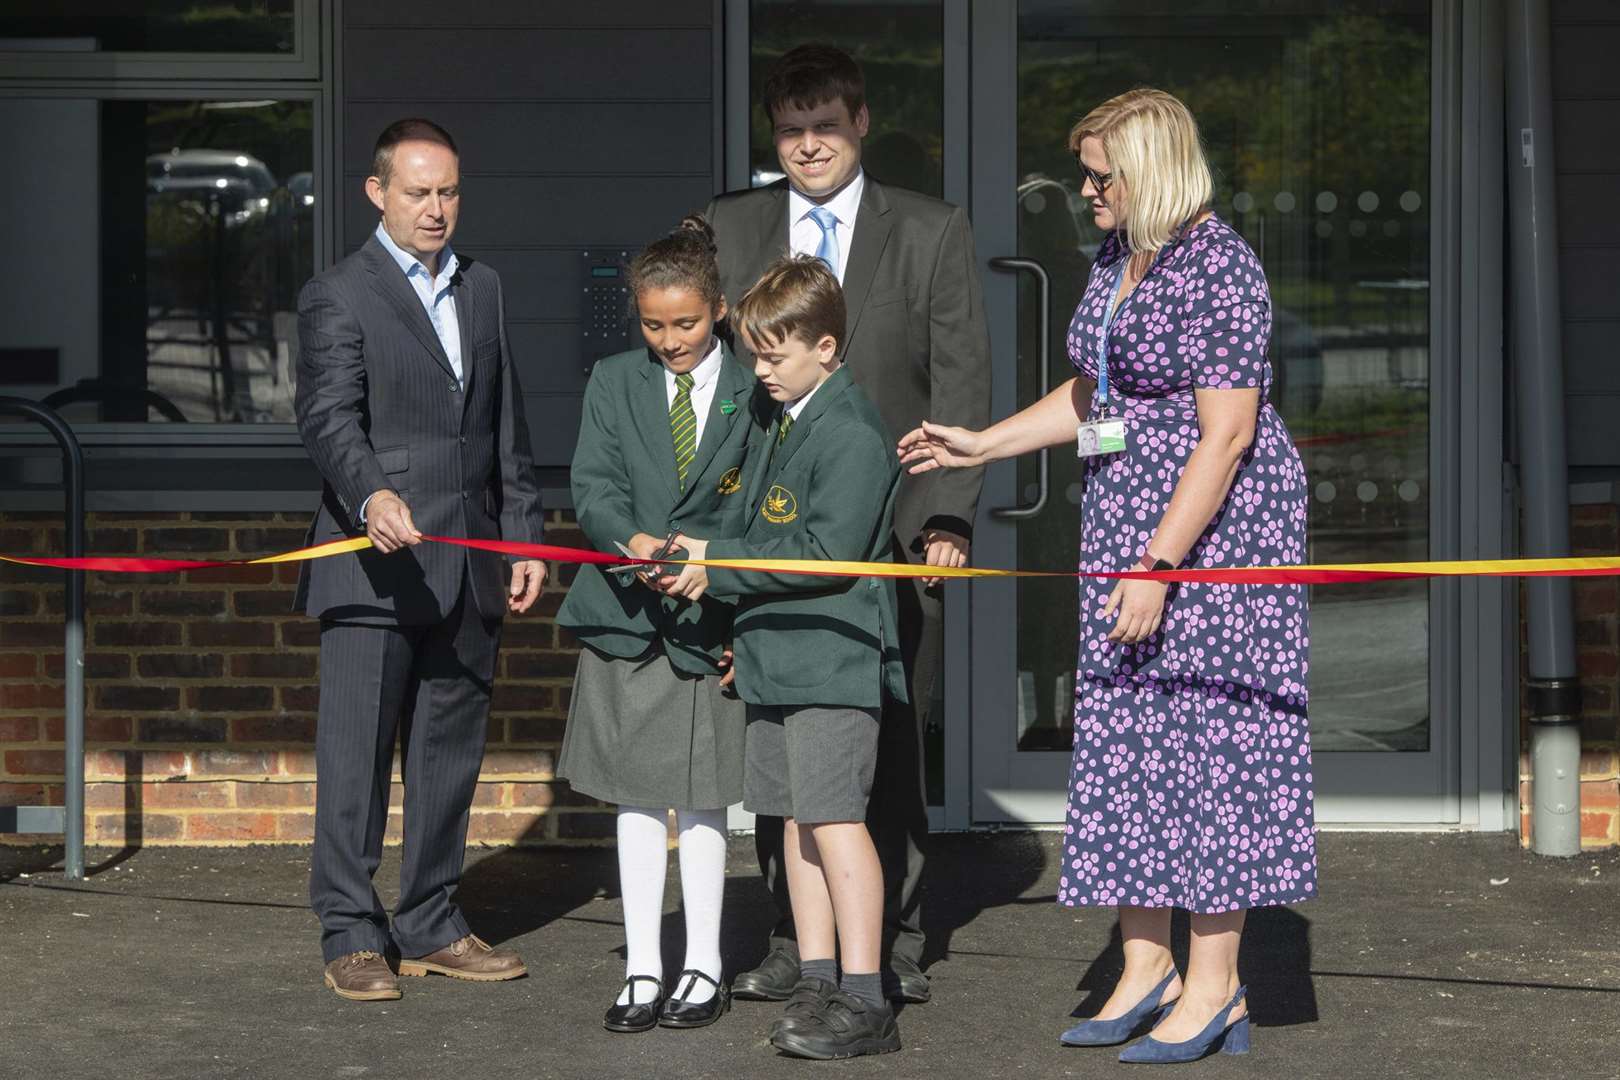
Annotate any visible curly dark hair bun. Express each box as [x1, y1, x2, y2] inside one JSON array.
[[627, 212, 723, 308]]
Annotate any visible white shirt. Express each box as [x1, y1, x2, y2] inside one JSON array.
[[788, 170, 865, 283], [663, 337, 724, 447], [374, 222, 463, 387]]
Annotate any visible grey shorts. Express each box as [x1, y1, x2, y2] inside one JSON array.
[[743, 704, 881, 825]]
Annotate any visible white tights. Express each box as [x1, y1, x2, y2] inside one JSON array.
[[615, 806, 727, 1005]]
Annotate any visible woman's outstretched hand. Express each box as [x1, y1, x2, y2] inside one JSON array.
[[897, 421, 988, 474]]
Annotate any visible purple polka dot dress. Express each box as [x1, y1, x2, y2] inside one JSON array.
[[1057, 216, 1317, 915]]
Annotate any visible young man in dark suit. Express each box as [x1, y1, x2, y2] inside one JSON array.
[[294, 119, 546, 1001], [705, 44, 992, 1004]]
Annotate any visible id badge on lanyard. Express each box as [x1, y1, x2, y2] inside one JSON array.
[[1078, 260, 1128, 459]]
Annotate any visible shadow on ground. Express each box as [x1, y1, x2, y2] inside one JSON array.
[[1, 833, 1617, 1080]]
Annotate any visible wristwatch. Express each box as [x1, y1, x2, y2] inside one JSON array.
[[1137, 552, 1173, 572]]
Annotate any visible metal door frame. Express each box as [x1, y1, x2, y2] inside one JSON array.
[[958, 0, 1513, 828]]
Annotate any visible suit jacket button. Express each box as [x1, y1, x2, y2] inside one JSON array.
[[460, 490, 467, 500], [449, 380, 458, 392], [459, 435, 466, 445]]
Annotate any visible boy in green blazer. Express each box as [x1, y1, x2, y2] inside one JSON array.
[[665, 255, 905, 1060]]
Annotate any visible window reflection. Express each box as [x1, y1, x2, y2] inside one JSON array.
[[0, 2, 295, 54], [1012, 0, 1432, 753], [1, 98, 313, 423], [749, 0, 944, 198]]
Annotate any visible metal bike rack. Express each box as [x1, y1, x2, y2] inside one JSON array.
[[0, 398, 85, 880]]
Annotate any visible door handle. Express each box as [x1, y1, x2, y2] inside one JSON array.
[[987, 256, 1050, 520]]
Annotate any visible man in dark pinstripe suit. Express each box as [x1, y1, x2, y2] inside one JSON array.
[[294, 119, 547, 1002]]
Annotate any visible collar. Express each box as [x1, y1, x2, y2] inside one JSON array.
[[374, 222, 457, 284], [788, 168, 866, 229], [785, 365, 838, 421], [664, 337, 724, 391]]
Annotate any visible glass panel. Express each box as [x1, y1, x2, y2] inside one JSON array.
[[0, 2, 295, 54], [1012, 1, 1431, 752], [1, 98, 314, 423], [749, 0, 944, 197], [748, 1, 948, 803]]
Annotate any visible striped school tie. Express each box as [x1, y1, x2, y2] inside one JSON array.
[[671, 371, 697, 490], [768, 411, 794, 469]]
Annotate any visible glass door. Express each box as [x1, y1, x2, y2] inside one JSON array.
[[967, 0, 1457, 824]]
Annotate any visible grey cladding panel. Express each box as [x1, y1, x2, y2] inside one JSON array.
[[343, 176, 716, 251], [1558, 175, 1620, 245], [344, 101, 712, 175], [509, 323, 590, 396], [345, 0, 710, 27], [1567, 395, 1620, 468], [1553, 1, 1620, 23], [344, 28, 711, 101], [1551, 24, 1620, 98], [1561, 323, 1620, 394], [524, 394, 585, 468], [466, 249, 629, 323], [1559, 248, 1620, 319], [1555, 101, 1620, 172]]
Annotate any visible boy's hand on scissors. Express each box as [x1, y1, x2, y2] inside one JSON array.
[[659, 535, 709, 602]]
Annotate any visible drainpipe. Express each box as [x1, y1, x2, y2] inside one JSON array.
[[1506, 0, 1580, 856]]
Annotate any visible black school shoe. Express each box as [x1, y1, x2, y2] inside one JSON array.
[[731, 947, 799, 1001], [658, 969, 731, 1029], [603, 975, 665, 1033], [885, 958, 932, 1004], [768, 975, 839, 1041], [769, 990, 902, 1060]]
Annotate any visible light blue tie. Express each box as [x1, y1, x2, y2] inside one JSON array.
[[808, 206, 840, 277]]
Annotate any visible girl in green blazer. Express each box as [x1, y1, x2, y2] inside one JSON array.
[[557, 216, 768, 1033]]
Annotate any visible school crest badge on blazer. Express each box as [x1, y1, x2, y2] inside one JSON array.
[[716, 466, 742, 495], [762, 484, 798, 524]]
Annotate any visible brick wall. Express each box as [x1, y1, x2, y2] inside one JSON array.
[[6, 504, 1620, 849], [1518, 502, 1620, 848], [0, 510, 610, 847]]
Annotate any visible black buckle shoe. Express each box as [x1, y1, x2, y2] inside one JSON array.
[[768, 975, 839, 1041], [603, 975, 665, 1033], [731, 948, 800, 1001], [770, 990, 902, 1060], [658, 969, 731, 1029]]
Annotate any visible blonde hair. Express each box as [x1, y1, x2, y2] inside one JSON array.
[[1068, 88, 1213, 277]]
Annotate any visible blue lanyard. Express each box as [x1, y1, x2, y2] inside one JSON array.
[[1096, 260, 1128, 416]]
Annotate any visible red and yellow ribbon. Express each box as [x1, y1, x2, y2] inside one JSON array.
[[3, 534, 1619, 585]]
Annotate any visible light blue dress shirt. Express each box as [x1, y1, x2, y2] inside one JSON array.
[[362, 224, 465, 523], [373, 222, 464, 386]]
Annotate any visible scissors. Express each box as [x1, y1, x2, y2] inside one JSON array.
[[608, 532, 686, 580]]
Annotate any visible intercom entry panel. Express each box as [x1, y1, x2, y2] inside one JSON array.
[[580, 249, 634, 375]]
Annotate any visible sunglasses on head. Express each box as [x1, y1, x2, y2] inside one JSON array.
[[1075, 159, 1114, 192]]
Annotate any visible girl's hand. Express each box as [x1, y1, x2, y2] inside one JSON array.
[[1103, 578, 1169, 644], [718, 648, 736, 688], [658, 535, 709, 602], [897, 421, 989, 474]]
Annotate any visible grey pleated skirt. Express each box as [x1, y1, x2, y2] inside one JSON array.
[[557, 642, 745, 811]]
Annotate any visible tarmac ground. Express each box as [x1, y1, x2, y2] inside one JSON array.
[[2, 832, 1617, 1079]]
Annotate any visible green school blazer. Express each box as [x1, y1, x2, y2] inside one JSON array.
[[559, 343, 769, 675], [705, 368, 908, 709]]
